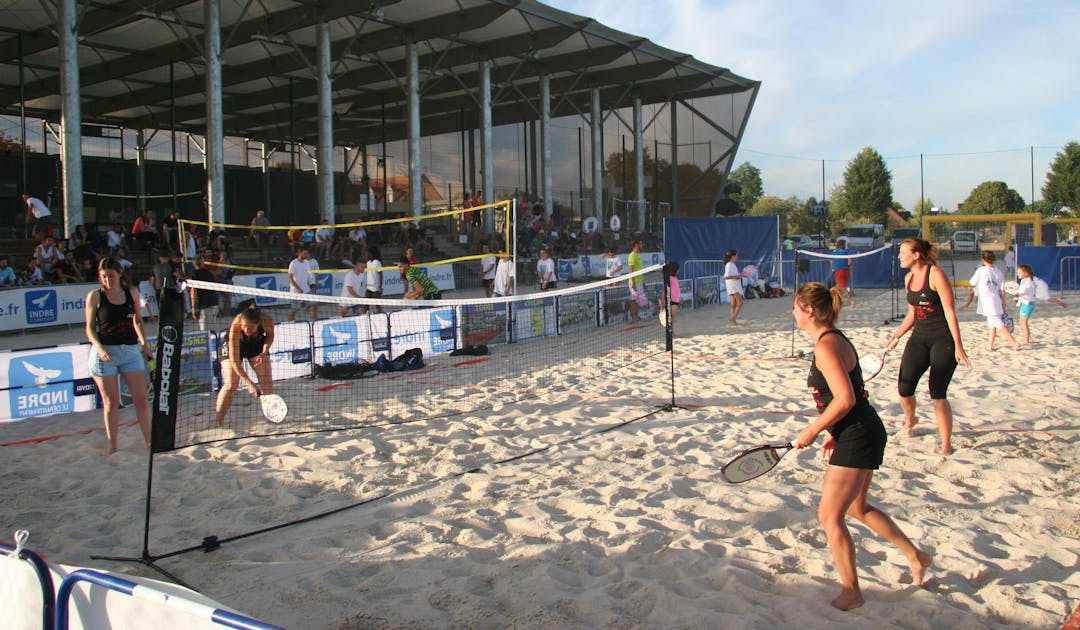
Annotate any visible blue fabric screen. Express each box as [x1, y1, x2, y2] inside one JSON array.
[[663, 216, 778, 270]]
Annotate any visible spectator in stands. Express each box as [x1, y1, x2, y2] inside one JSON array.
[[287, 246, 320, 321], [399, 257, 441, 300], [209, 248, 235, 315], [20, 257, 49, 286], [87, 224, 107, 258], [347, 224, 367, 262], [78, 256, 99, 283], [184, 223, 200, 258], [365, 246, 384, 313], [113, 251, 135, 273], [131, 209, 158, 252], [340, 259, 367, 316], [85, 257, 154, 455], [480, 244, 497, 297], [248, 210, 272, 248], [53, 250, 81, 284], [189, 255, 220, 332], [106, 223, 129, 258], [22, 193, 52, 239], [207, 227, 231, 254], [68, 225, 87, 254], [0, 255, 16, 288], [160, 211, 180, 250], [34, 235, 63, 278], [314, 220, 334, 260]]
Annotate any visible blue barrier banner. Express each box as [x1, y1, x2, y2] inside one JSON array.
[[0, 345, 97, 422], [1017, 245, 1080, 290]]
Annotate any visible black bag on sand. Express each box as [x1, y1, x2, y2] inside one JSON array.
[[391, 348, 424, 371], [450, 345, 489, 356]]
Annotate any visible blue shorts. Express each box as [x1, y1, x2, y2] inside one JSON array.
[[89, 344, 145, 377], [1019, 302, 1035, 318]]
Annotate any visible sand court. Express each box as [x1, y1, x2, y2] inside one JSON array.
[[2, 288, 1078, 628]]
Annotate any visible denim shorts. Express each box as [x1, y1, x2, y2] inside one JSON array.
[[89, 344, 146, 377]]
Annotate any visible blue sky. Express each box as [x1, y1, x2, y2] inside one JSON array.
[[543, 0, 1080, 212]]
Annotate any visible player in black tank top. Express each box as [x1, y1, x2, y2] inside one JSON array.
[[215, 305, 276, 424], [85, 258, 153, 455], [887, 239, 970, 455], [792, 282, 930, 610]]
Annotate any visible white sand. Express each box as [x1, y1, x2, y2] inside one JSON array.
[[2, 289, 1078, 629]]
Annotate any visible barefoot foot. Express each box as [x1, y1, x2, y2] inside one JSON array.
[[910, 550, 933, 586], [831, 589, 865, 611]]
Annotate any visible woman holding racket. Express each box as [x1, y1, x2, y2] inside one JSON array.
[[887, 238, 970, 455], [792, 282, 931, 611], [723, 249, 744, 324], [215, 303, 276, 424]]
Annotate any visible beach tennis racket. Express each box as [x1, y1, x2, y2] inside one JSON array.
[[1002, 280, 1020, 295], [659, 307, 668, 327], [720, 442, 794, 484], [256, 388, 288, 423], [1002, 312, 1015, 334], [859, 347, 889, 383]]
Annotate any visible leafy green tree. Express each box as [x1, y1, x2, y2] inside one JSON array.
[[1042, 141, 1080, 215], [833, 147, 893, 225], [909, 198, 939, 228], [959, 181, 1026, 215], [749, 195, 800, 233], [726, 162, 763, 212], [1026, 199, 1062, 218]]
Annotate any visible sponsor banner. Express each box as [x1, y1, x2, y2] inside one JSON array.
[[461, 303, 508, 346], [0, 344, 97, 422], [512, 296, 556, 342], [694, 276, 721, 307], [381, 264, 456, 296], [312, 314, 391, 366], [266, 321, 313, 381], [679, 278, 694, 309], [0, 283, 93, 332], [601, 286, 634, 325], [558, 293, 597, 334], [388, 307, 458, 357]]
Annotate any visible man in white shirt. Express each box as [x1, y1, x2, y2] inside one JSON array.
[[493, 250, 515, 297], [23, 193, 51, 238], [288, 247, 320, 321], [536, 248, 556, 291], [479, 244, 497, 297], [339, 259, 367, 316], [347, 225, 366, 261], [106, 223, 129, 258], [603, 247, 623, 280], [365, 247, 384, 313], [314, 220, 335, 260]]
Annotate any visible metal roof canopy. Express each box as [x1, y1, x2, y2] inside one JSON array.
[[0, 0, 758, 147]]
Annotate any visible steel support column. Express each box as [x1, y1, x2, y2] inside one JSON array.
[[633, 97, 645, 230], [480, 60, 494, 231], [590, 87, 602, 221], [407, 41, 422, 217], [317, 22, 335, 222], [540, 75, 552, 220], [58, 0, 83, 236], [204, 0, 225, 224]]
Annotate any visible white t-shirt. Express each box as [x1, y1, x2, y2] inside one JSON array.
[[1017, 277, 1036, 305], [724, 261, 742, 296], [26, 197, 50, 219], [366, 258, 383, 292], [1005, 250, 1016, 270], [494, 258, 515, 296], [604, 255, 623, 278], [342, 269, 365, 298], [349, 227, 366, 243], [969, 265, 1004, 317], [481, 256, 497, 280], [537, 257, 555, 283], [315, 226, 334, 243], [107, 229, 125, 249], [288, 257, 318, 293]]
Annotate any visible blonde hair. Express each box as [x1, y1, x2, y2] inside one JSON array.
[[795, 282, 846, 327]]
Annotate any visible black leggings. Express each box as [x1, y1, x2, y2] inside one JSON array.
[[897, 334, 957, 399]]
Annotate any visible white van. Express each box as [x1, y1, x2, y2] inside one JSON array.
[[839, 224, 885, 248]]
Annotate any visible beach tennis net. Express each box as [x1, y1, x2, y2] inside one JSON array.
[[154, 265, 667, 450]]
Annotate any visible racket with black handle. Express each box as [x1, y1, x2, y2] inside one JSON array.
[[720, 442, 795, 483]]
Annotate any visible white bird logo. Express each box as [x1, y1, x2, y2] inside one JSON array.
[[30, 293, 50, 308], [434, 313, 453, 329], [327, 327, 352, 343], [257, 278, 273, 290], [22, 360, 61, 384]]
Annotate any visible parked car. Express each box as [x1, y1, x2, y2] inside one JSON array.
[[950, 230, 979, 252], [890, 227, 923, 243], [839, 223, 885, 248], [787, 234, 828, 249]]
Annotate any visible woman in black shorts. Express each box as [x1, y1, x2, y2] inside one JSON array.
[[792, 282, 930, 611], [886, 238, 970, 454]]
